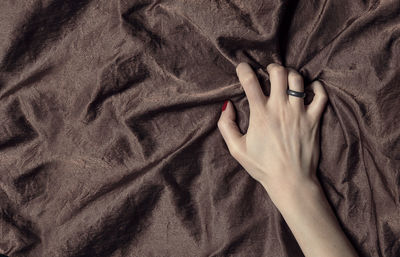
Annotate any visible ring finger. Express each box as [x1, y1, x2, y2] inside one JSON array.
[[287, 67, 305, 112]]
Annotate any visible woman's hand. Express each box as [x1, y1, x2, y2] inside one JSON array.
[[217, 62, 328, 192], [217, 62, 359, 257]]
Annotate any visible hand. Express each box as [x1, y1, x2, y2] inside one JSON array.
[[217, 62, 328, 192], [218, 63, 359, 257]]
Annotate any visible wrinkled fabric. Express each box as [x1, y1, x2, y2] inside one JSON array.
[[0, 0, 399, 256]]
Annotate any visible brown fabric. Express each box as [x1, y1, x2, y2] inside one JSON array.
[[1, 0, 399, 256]]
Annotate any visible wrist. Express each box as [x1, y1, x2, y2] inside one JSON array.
[[261, 173, 359, 257], [260, 172, 323, 210]]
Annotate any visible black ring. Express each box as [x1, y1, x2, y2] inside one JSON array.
[[287, 89, 306, 98]]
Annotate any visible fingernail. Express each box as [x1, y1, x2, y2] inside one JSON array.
[[222, 100, 228, 111]]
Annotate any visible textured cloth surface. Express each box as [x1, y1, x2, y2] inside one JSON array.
[[1, 1, 400, 257]]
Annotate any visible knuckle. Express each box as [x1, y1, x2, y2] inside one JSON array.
[[289, 72, 303, 84], [236, 62, 246, 72], [270, 65, 287, 76], [319, 93, 328, 102], [313, 81, 324, 90], [241, 73, 258, 85]]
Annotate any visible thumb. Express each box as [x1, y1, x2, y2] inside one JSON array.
[[217, 100, 244, 157]]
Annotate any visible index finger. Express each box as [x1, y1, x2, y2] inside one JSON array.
[[236, 62, 267, 111]]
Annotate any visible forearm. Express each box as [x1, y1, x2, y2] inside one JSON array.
[[261, 174, 358, 257]]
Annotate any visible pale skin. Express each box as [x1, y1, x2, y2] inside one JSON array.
[[217, 62, 359, 257]]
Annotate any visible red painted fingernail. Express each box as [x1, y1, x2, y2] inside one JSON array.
[[222, 100, 228, 111]]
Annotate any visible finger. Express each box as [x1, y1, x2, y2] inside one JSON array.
[[266, 63, 288, 104], [305, 80, 329, 123], [287, 67, 305, 112], [236, 62, 267, 111], [217, 100, 244, 157]]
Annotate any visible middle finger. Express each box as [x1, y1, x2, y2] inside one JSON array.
[[266, 63, 288, 104]]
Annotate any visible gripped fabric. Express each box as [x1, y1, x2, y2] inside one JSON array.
[[1, 0, 400, 257]]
